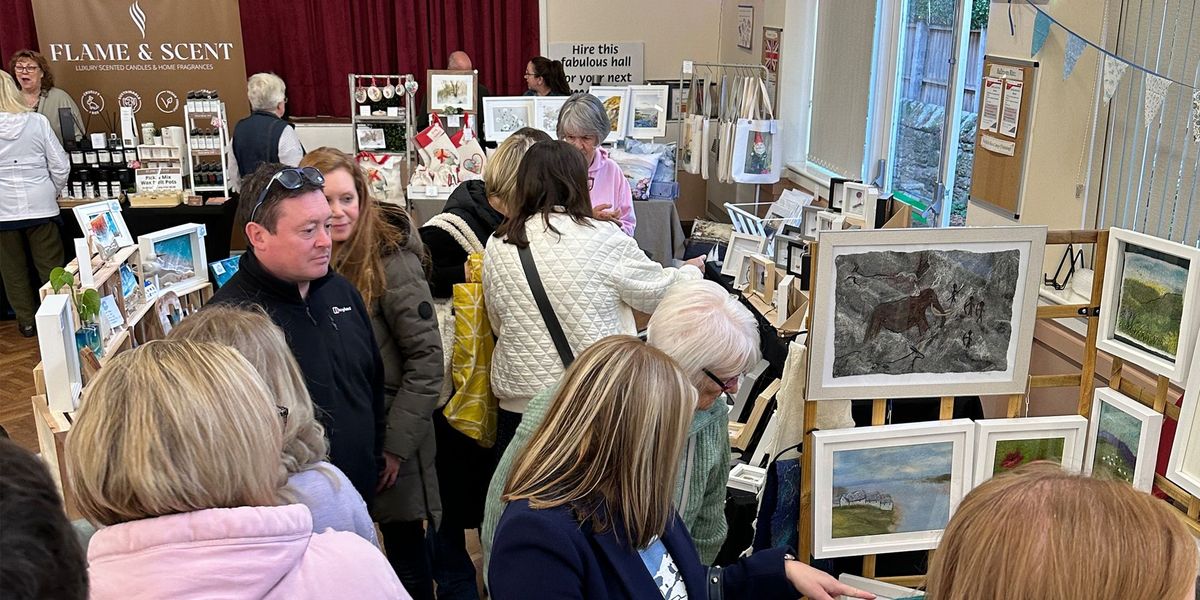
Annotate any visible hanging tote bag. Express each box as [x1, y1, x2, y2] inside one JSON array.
[[681, 73, 704, 175], [731, 77, 782, 184]]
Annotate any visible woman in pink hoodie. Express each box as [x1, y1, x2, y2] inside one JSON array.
[[66, 340, 409, 600], [557, 93, 636, 236]]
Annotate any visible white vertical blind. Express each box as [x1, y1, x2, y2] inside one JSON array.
[[1097, 0, 1200, 246], [807, 0, 879, 179]]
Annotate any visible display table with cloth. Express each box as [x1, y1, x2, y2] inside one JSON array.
[[58, 199, 239, 262]]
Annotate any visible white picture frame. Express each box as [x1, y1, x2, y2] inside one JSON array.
[[137, 223, 208, 297], [587, 86, 631, 143], [808, 226, 1047, 400], [843, 182, 880, 229], [35, 294, 83, 413], [73, 199, 134, 255], [1167, 342, 1200, 497], [532, 96, 568, 139], [627, 85, 669, 139], [355, 126, 386, 150], [799, 205, 822, 241], [972, 416, 1088, 486], [1085, 387, 1164, 491], [482, 97, 535, 142], [813, 419, 975, 559], [427, 70, 478, 114], [1097, 227, 1200, 385], [720, 231, 767, 277], [838, 574, 924, 600]]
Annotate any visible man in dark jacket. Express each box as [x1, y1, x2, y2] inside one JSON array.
[[208, 162, 384, 501]]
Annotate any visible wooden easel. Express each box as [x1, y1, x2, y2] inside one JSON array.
[[796, 229, 1110, 586]]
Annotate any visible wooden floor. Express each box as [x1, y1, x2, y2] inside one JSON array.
[[0, 320, 40, 453]]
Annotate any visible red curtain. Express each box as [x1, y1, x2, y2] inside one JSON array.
[[1, 0, 538, 117]]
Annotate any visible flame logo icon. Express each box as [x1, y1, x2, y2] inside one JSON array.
[[129, 1, 147, 39]]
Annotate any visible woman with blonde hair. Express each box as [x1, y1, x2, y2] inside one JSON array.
[[907, 462, 1198, 600], [66, 340, 407, 599], [168, 305, 378, 546], [300, 147, 443, 599], [489, 335, 873, 600]]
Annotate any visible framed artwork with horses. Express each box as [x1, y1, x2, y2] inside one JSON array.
[[807, 226, 1046, 400]]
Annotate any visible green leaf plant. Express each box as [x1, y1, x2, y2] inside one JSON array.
[[48, 267, 102, 324]]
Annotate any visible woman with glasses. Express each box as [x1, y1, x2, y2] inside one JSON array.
[[299, 147, 443, 600], [522, 56, 572, 97], [168, 305, 379, 548], [482, 140, 704, 458], [557, 93, 636, 235], [8, 50, 83, 145], [67, 340, 408, 600]]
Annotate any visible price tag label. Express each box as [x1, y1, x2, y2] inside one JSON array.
[[682, 60, 694, 74], [424, 185, 438, 197], [198, 225, 207, 237], [448, 114, 461, 127]]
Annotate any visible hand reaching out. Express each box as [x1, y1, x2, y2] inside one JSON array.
[[592, 203, 622, 223], [784, 560, 875, 600]]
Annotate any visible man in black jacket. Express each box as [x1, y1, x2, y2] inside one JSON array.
[[209, 163, 384, 501]]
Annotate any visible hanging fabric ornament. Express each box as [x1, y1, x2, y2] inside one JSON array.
[[1192, 90, 1200, 143], [1102, 55, 1129, 103], [1143, 74, 1172, 128], [1063, 34, 1086, 80], [1031, 11, 1052, 57]]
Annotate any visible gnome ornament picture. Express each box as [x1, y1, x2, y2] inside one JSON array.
[[747, 131, 771, 174]]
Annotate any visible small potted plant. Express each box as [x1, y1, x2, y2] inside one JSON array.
[[49, 267, 102, 356]]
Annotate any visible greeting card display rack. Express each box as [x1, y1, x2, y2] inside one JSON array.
[[184, 98, 231, 198]]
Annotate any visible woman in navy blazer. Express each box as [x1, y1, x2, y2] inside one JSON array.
[[489, 336, 874, 600]]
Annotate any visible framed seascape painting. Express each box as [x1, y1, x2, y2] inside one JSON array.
[[1168, 343, 1200, 497], [1085, 387, 1163, 491], [588, 86, 631, 143], [813, 419, 974, 558], [1097, 228, 1200, 384], [533, 96, 568, 138], [427, 70, 477, 114], [73, 199, 134, 258], [807, 226, 1047, 400], [627, 85, 669, 139], [482, 97, 535, 142], [137, 223, 208, 296], [972, 416, 1088, 486]]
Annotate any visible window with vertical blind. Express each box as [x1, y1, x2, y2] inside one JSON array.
[[1095, 0, 1199, 246], [807, 0, 880, 179]]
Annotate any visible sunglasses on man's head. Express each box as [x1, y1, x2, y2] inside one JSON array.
[[249, 166, 325, 224]]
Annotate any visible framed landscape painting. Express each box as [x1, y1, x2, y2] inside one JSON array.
[[627, 85, 669, 139], [427, 70, 477, 113], [588, 86, 630, 143], [1097, 228, 1200, 384], [1084, 387, 1163, 491], [807, 226, 1047, 400], [813, 419, 974, 558], [1168, 343, 1200, 497], [972, 416, 1088, 486]]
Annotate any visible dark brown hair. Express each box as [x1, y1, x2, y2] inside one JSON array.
[[529, 56, 572, 96], [237, 162, 325, 234], [8, 50, 53, 92], [495, 140, 593, 249], [299, 147, 409, 308]]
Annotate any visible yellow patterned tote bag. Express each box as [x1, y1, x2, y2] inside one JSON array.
[[443, 252, 497, 447]]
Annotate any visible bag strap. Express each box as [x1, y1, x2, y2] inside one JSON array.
[[757, 76, 775, 120], [707, 566, 724, 600], [517, 245, 575, 368], [424, 213, 485, 254]]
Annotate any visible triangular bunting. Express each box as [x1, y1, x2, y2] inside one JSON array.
[[1063, 34, 1087, 79], [1102, 55, 1129, 103], [1191, 90, 1200, 143], [1143, 74, 1171, 128], [1031, 11, 1052, 57]]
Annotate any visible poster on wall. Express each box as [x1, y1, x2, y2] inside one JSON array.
[[547, 42, 644, 94], [762, 27, 781, 106], [32, 0, 249, 134], [737, 6, 755, 50]]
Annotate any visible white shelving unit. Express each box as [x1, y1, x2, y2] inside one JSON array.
[[184, 100, 231, 198], [349, 74, 415, 202]]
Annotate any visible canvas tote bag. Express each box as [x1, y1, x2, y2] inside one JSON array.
[[731, 77, 782, 184], [681, 73, 704, 175]]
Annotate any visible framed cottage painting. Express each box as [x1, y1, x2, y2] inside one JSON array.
[[1085, 387, 1163, 491], [1097, 228, 1200, 384], [533, 96, 568, 138], [427, 70, 477, 114], [972, 416, 1088, 486], [137, 223, 208, 297], [812, 419, 974, 558], [482, 97, 534, 142], [1167, 343, 1200, 497], [807, 226, 1046, 400], [588, 86, 630, 143]]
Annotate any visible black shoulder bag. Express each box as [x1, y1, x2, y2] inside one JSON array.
[[517, 245, 575, 368]]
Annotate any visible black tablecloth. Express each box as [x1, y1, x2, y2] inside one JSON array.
[[59, 199, 239, 263]]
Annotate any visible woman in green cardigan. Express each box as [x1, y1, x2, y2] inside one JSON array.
[[480, 278, 762, 571]]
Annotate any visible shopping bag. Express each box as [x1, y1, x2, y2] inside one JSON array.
[[356, 151, 405, 201], [443, 253, 497, 447], [451, 128, 486, 182], [731, 78, 782, 184]]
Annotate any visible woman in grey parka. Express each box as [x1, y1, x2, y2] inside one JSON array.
[[301, 148, 443, 600]]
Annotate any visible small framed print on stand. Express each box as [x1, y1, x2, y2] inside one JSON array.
[[746, 254, 777, 304], [842, 182, 879, 229], [138, 223, 208, 296], [721, 232, 767, 278], [427, 70, 478, 115]]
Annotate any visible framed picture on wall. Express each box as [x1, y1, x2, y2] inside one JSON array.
[[737, 5, 755, 50], [626, 85, 669, 139], [427, 70, 477, 114], [588, 86, 631, 143]]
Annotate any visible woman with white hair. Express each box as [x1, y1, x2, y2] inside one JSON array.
[[481, 279, 760, 568], [557, 93, 636, 235], [0, 69, 69, 338], [227, 72, 304, 190]]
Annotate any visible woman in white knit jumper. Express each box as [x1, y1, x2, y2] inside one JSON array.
[[483, 140, 704, 455]]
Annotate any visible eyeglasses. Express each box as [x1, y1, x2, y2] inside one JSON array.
[[249, 167, 324, 223], [587, 176, 595, 191], [523, 71, 538, 78], [703, 368, 738, 393], [13, 65, 38, 73], [277, 405, 289, 426]]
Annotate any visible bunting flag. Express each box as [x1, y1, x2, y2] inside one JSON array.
[[1031, 11, 1052, 56], [1143, 74, 1172, 128], [1063, 34, 1087, 79], [1102, 55, 1129, 103], [1192, 90, 1200, 142]]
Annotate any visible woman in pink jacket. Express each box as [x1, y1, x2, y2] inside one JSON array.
[[66, 340, 409, 600], [557, 93, 636, 236]]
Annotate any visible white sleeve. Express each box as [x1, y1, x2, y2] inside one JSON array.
[[607, 233, 701, 313], [42, 119, 70, 192], [225, 141, 240, 193], [278, 127, 304, 166]]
